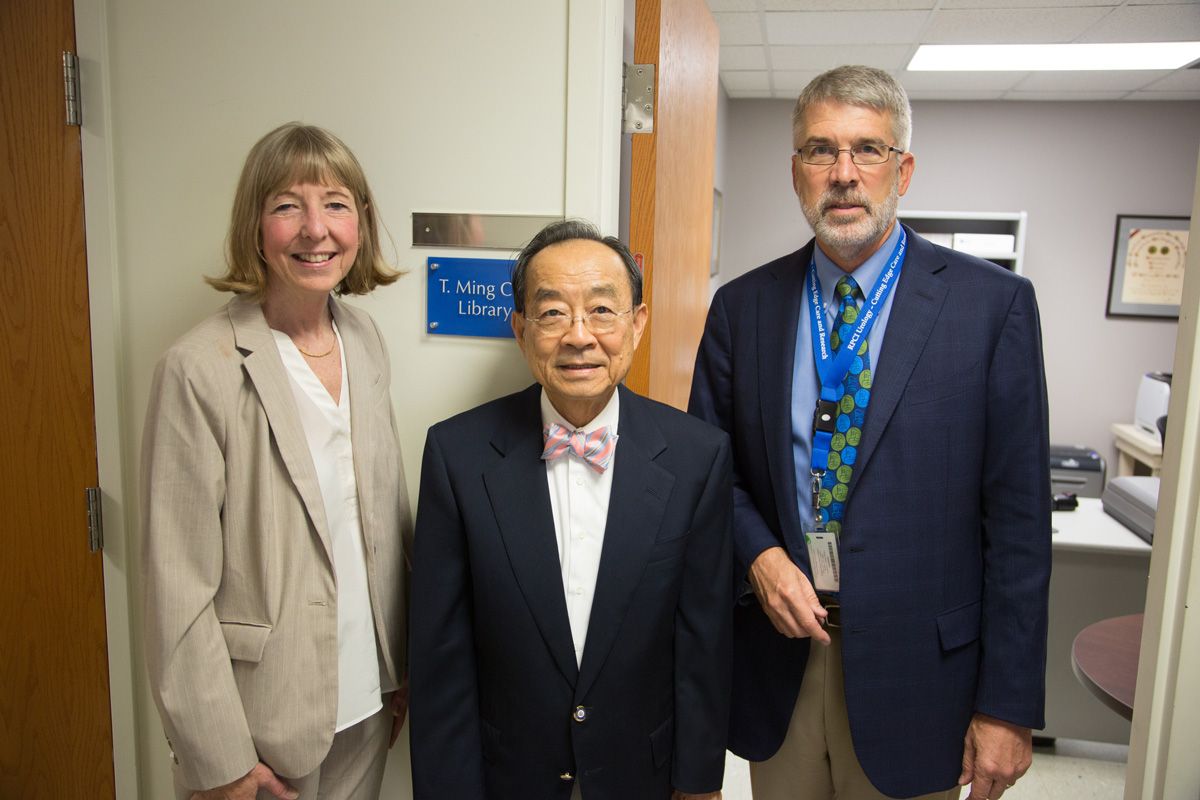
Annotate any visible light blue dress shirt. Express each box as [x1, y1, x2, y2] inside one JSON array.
[[790, 223, 905, 532]]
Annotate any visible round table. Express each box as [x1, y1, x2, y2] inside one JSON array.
[[1071, 613, 1143, 720]]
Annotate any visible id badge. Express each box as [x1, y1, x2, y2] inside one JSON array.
[[804, 529, 841, 593]]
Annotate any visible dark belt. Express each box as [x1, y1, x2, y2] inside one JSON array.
[[817, 594, 841, 629]]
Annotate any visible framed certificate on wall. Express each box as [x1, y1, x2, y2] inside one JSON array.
[[1106, 214, 1190, 319]]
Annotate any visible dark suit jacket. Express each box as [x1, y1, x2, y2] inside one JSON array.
[[409, 384, 733, 799], [688, 227, 1051, 799]]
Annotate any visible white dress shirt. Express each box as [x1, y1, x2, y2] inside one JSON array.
[[540, 389, 620, 667], [272, 323, 382, 732]]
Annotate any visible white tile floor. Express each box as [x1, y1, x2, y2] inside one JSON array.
[[720, 739, 1128, 799]]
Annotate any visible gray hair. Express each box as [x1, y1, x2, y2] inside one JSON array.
[[511, 219, 643, 313], [792, 65, 912, 152]]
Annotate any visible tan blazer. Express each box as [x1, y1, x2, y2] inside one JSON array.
[[141, 294, 411, 791]]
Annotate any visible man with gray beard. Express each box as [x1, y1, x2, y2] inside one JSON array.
[[689, 66, 1051, 800]]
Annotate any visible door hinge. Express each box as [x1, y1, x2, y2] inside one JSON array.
[[86, 487, 104, 553], [63, 51, 81, 127], [622, 62, 654, 134]]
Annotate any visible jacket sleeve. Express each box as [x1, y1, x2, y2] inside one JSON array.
[[140, 347, 259, 790], [689, 288, 787, 581], [671, 435, 734, 793], [408, 426, 487, 798], [975, 277, 1052, 729]]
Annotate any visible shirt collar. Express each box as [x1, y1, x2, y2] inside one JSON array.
[[540, 387, 620, 435], [812, 222, 903, 316]]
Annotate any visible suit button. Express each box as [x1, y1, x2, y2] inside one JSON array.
[[559, 772, 574, 782], [572, 705, 588, 723]]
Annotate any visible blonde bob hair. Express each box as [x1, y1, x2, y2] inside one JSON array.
[[208, 122, 398, 296]]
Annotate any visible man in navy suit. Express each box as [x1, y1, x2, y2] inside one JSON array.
[[410, 219, 732, 799], [689, 66, 1050, 800]]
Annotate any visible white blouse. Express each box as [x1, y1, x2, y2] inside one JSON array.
[[271, 323, 382, 732]]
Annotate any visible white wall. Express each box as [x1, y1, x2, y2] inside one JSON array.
[[720, 98, 1200, 465], [78, 1, 622, 797]]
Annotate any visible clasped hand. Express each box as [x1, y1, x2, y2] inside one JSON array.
[[748, 546, 830, 644]]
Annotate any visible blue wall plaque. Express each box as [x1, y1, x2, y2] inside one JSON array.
[[426, 257, 517, 339]]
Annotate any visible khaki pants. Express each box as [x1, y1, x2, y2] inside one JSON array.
[[175, 700, 392, 800], [749, 631, 959, 800]]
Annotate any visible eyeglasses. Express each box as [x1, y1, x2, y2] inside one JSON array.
[[795, 143, 904, 166], [525, 307, 635, 336]]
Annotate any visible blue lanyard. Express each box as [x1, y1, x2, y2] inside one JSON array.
[[807, 228, 907, 485]]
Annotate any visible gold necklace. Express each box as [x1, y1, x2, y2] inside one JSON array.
[[294, 330, 336, 359]]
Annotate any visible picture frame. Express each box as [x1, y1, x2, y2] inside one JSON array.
[[1106, 214, 1190, 319]]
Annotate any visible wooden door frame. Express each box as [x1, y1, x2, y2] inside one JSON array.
[[74, 0, 143, 794]]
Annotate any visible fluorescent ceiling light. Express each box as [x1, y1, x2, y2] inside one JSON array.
[[908, 42, 1200, 71]]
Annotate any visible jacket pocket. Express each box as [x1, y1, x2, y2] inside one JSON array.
[[904, 361, 982, 407], [218, 621, 272, 663], [649, 716, 674, 770], [936, 600, 982, 652]]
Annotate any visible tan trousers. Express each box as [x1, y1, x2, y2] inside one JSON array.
[[174, 700, 392, 800], [749, 631, 960, 800]]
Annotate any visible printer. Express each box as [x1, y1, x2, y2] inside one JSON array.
[[1049, 444, 1105, 498], [1135, 372, 1171, 439]]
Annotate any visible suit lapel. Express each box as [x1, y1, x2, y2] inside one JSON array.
[[228, 295, 335, 567], [577, 386, 674, 700], [334, 299, 381, 559], [760, 247, 809, 544], [848, 228, 947, 494], [483, 386, 580, 687]]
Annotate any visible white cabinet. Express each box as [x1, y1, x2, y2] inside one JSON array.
[[898, 210, 1027, 275]]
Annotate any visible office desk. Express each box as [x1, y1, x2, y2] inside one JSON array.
[[1043, 499, 1151, 743], [1111, 422, 1163, 477], [1072, 614, 1142, 720]]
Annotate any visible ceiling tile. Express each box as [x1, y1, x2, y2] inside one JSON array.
[[714, 12, 764, 45], [1014, 70, 1172, 92], [939, 0, 1119, 7], [921, 7, 1110, 43], [1126, 90, 1200, 100], [763, 0, 932, 9], [897, 70, 1026, 91], [766, 10, 929, 44], [904, 90, 1007, 99], [721, 45, 769, 70], [771, 44, 912, 70], [721, 71, 772, 92], [772, 70, 826, 92], [707, 0, 760, 11], [1142, 69, 1200, 91], [1002, 90, 1129, 100], [1076, 4, 1200, 42]]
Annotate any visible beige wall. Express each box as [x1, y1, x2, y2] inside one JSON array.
[[77, 1, 623, 796], [719, 98, 1200, 470]]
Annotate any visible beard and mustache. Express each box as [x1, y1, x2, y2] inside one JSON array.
[[800, 176, 900, 263]]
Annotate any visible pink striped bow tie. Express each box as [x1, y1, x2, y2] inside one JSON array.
[[541, 423, 618, 473]]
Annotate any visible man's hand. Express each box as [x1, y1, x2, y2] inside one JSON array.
[[672, 791, 721, 799], [748, 547, 830, 644], [958, 713, 1033, 799], [189, 762, 298, 800], [389, 681, 410, 748]]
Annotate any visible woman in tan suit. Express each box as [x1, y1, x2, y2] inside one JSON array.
[[141, 123, 411, 800]]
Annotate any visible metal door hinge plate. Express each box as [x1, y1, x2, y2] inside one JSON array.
[[623, 62, 654, 134], [63, 51, 81, 127], [86, 487, 103, 552]]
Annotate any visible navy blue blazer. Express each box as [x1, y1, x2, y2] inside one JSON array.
[[409, 384, 733, 799], [688, 227, 1051, 798]]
